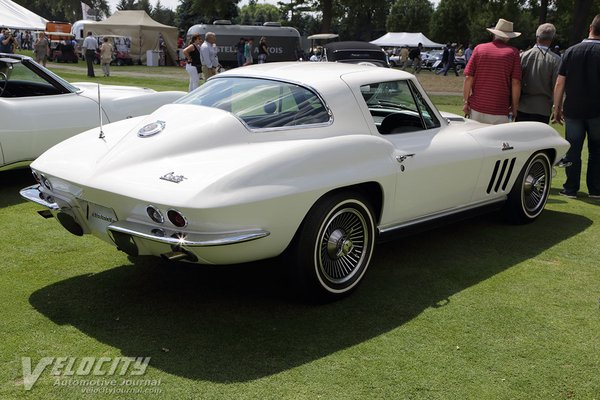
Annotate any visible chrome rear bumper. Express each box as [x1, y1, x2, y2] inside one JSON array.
[[20, 185, 59, 210], [107, 220, 269, 247]]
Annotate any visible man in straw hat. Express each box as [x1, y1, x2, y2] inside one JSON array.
[[552, 14, 600, 200], [462, 18, 522, 124], [517, 23, 561, 123]]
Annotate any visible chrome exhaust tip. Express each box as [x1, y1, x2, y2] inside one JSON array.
[[161, 251, 192, 262]]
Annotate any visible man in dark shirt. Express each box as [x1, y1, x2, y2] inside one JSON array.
[[553, 14, 600, 199]]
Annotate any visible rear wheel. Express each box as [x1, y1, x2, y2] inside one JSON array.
[[503, 152, 551, 224], [289, 192, 376, 300]]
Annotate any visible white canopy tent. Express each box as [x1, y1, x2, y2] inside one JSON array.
[[0, 0, 47, 30], [370, 32, 444, 48]]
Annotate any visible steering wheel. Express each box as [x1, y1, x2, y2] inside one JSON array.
[[0, 72, 7, 97]]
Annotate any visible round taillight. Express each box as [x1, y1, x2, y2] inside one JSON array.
[[167, 209, 187, 228], [146, 205, 164, 224]]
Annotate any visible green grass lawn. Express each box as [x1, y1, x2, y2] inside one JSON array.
[[1, 67, 599, 399]]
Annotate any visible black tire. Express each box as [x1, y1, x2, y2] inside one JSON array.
[[289, 191, 376, 300], [116, 59, 124, 66], [503, 152, 551, 224], [390, 60, 397, 67]]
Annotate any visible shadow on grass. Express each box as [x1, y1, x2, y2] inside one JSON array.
[[29, 210, 591, 383], [0, 169, 35, 208]]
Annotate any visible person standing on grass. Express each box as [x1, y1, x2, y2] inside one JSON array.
[[552, 14, 600, 200], [33, 32, 50, 67], [516, 23, 561, 123], [183, 33, 203, 91], [100, 37, 113, 77], [82, 31, 97, 78], [243, 38, 254, 66], [200, 32, 219, 80], [462, 18, 522, 124], [409, 43, 423, 73], [258, 37, 268, 64]]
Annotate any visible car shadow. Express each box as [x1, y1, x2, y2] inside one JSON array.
[[29, 210, 591, 383], [0, 169, 35, 208]]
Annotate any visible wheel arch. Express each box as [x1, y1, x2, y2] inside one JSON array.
[[283, 181, 384, 254]]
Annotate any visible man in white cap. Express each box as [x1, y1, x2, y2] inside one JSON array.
[[462, 18, 522, 124], [517, 23, 561, 123]]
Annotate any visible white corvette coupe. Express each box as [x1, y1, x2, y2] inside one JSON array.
[[21, 62, 569, 300], [0, 53, 185, 171]]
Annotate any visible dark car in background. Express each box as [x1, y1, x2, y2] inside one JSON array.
[[423, 50, 466, 72], [323, 41, 390, 68]]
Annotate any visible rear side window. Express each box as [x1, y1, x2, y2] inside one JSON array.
[[176, 77, 331, 129]]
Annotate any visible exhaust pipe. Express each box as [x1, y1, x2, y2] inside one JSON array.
[[161, 251, 193, 262]]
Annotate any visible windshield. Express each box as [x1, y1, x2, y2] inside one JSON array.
[[176, 77, 331, 130]]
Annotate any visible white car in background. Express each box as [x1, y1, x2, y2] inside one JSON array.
[[21, 62, 569, 300], [0, 53, 185, 171]]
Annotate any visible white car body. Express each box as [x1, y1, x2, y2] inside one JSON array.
[[0, 53, 185, 170], [22, 62, 570, 299]]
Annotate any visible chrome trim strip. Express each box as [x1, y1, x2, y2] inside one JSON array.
[[107, 220, 270, 247], [378, 198, 506, 234], [19, 185, 60, 211]]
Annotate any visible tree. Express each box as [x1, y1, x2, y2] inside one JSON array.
[[387, 0, 434, 35], [188, 0, 240, 24], [237, 3, 281, 25], [152, 0, 176, 26], [430, 0, 471, 45], [137, 0, 153, 15], [116, 0, 136, 10], [335, 0, 393, 41]]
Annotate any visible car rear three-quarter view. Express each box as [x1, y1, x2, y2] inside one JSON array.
[[20, 62, 570, 301]]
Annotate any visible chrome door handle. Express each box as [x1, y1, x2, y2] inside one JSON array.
[[395, 153, 415, 163]]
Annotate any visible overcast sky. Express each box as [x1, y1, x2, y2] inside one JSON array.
[[106, 0, 279, 13]]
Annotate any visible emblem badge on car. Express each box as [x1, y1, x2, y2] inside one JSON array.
[[138, 120, 166, 137], [160, 172, 187, 183], [501, 142, 514, 151]]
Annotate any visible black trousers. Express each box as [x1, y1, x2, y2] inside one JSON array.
[[515, 111, 550, 124], [85, 49, 95, 77]]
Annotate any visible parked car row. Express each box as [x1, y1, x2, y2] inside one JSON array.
[[389, 50, 466, 72]]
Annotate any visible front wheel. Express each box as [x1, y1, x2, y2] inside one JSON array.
[[289, 192, 376, 300], [503, 152, 551, 224]]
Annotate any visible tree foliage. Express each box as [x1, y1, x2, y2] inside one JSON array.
[[333, 0, 393, 41], [237, 3, 281, 25], [386, 0, 434, 35]]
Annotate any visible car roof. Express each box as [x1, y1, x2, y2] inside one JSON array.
[[219, 62, 413, 88], [324, 41, 384, 52]]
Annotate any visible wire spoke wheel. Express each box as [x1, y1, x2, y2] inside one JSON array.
[[521, 156, 550, 217], [290, 192, 376, 300], [504, 152, 552, 224], [318, 207, 368, 284]]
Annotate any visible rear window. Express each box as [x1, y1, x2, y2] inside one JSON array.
[[176, 77, 331, 130]]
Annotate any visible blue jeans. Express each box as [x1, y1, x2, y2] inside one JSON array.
[[563, 115, 600, 195]]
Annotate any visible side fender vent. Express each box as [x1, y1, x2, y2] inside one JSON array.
[[486, 158, 516, 194]]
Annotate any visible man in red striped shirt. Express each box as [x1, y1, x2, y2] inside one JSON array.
[[463, 19, 522, 124]]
